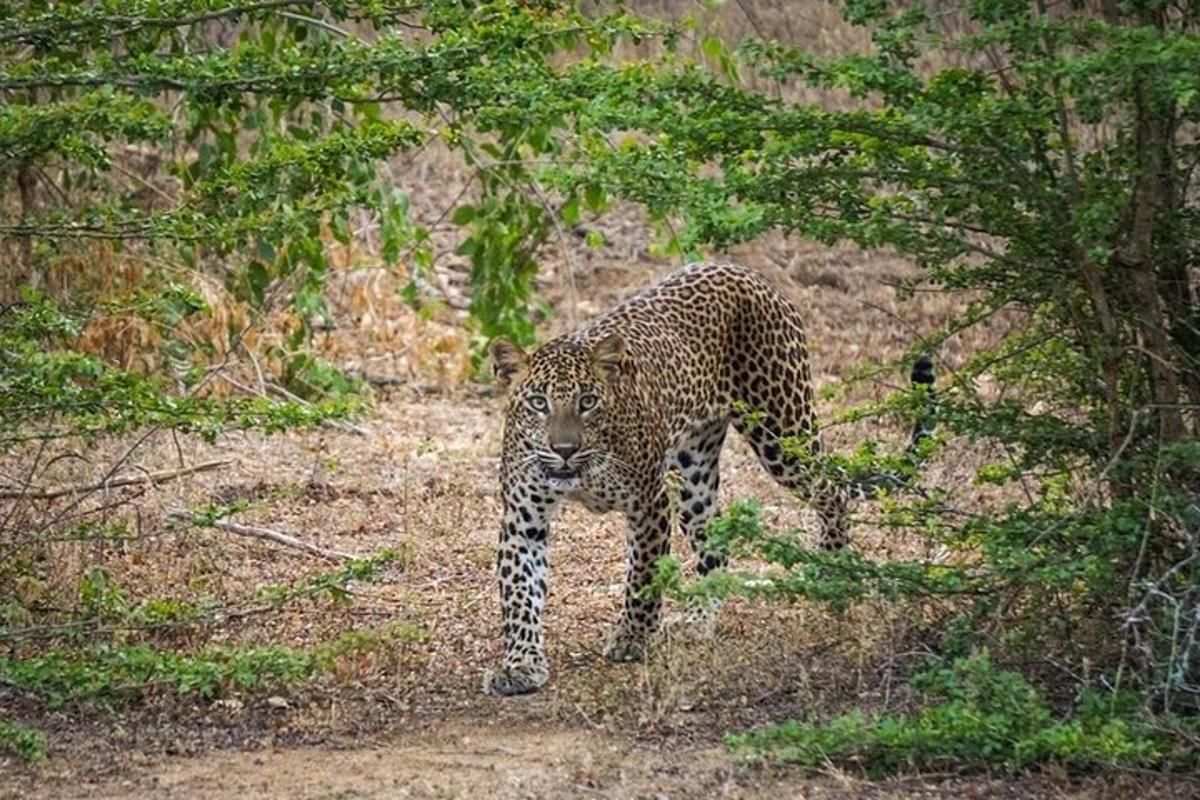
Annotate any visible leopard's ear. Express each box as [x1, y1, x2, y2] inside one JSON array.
[[490, 338, 529, 389], [591, 333, 628, 382]]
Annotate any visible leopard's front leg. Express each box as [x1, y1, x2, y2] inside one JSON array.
[[605, 489, 671, 662], [483, 490, 553, 696]]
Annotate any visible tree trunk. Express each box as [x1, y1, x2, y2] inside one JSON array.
[[16, 163, 38, 291], [1124, 75, 1185, 443]]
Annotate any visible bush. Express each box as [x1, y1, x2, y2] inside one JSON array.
[[729, 654, 1175, 774], [0, 719, 47, 764], [0, 0, 659, 351], [0, 622, 423, 710]]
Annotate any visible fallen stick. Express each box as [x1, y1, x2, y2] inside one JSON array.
[[167, 510, 354, 561], [0, 459, 232, 500]]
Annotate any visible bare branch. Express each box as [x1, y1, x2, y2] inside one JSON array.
[[0, 459, 231, 501], [167, 509, 355, 561]]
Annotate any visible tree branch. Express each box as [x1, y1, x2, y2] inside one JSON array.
[[0, 1, 312, 45], [0, 460, 231, 500], [167, 510, 355, 561]]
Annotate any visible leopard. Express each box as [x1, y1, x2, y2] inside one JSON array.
[[483, 261, 935, 696]]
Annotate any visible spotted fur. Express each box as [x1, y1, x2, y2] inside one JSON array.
[[483, 262, 934, 696]]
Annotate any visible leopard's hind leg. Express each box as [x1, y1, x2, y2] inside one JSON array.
[[729, 296, 849, 549], [734, 411, 849, 550], [667, 419, 729, 634]]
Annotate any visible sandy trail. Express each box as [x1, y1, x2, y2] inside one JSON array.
[[57, 722, 1134, 800]]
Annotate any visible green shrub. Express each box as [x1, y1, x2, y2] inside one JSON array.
[[728, 654, 1175, 774], [626, 0, 1200, 751], [0, 621, 424, 710], [0, 719, 47, 763]]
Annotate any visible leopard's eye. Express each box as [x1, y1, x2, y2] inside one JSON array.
[[578, 393, 599, 412], [527, 395, 550, 413]]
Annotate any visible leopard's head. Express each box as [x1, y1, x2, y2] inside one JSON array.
[[491, 334, 627, 482]]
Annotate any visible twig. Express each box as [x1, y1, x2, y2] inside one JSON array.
[[37, 334, 241, 534], [345, 370, 407, 388], [110, 159, 177, 205], [529, 178, 579, 329], [167, 509, 354, 561], [265, 381, 370, 436], [0, 435, 48, 532], [278, 11, 350, 37], [0, 459, 230, 500], [240, 337, 269, 395]]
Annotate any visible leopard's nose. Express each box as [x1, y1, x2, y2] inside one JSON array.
[[551, 443, 579, 462]]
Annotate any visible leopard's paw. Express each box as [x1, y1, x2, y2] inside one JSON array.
[[663, 597, 721, 640], [483, 660, 549, 696], [603, 628, 649, 662]]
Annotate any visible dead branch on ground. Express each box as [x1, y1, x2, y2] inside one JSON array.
[[166, 509, 354, 561], [0, 459, 231, 500]]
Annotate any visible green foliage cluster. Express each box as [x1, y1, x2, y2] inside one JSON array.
[[0, 0, 660, 351], [728, 653, 1177, 774], [3, 547, 401, 639], [651, 500, 986, 611], [256, 547, 402, 606], [1, 546, 408, 763], [0, 719, 47, 764], [3, 546, 417, 714], [0, 624, 416, 765], [0, 620, 422, 710], [0, 292, 357, 446]]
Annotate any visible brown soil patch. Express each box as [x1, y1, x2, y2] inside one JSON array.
[[13, 722, 1192, 800]]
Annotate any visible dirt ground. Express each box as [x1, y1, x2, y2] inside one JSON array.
[[24, 722, 1194, 800]]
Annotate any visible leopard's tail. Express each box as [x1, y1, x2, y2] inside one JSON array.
[[846, 355, 937, 500]]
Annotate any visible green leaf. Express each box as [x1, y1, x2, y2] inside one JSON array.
[[451, 204, 477, 225], [584, 183, 606, 213], [245, 261, 271, 306], [560, 195, 581, 225]]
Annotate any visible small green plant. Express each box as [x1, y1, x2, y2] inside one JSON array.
[[0, 621, 423, 710], [0, 719, 47, 763], [77, 568, 130, 622], [3, 547, 402, 644], [728, 653, 1174, 774], [256, 549, 402, 607]]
